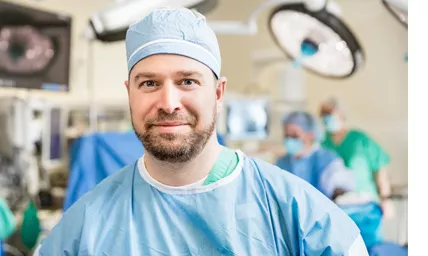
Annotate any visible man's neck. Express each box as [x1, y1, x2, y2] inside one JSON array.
[[143, 136, 223, 187]]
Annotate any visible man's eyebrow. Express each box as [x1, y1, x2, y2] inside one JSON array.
[[134, 72, 157, 81], [175, 71, 204, 78]]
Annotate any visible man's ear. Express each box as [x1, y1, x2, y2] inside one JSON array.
[[216, 77, 227, 99], [215, 76, 227, 114], [125, 80, 130, 94]]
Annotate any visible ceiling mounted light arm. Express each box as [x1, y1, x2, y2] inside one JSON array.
[[208, 0, 327, 35], [85, 0, 218, 42]]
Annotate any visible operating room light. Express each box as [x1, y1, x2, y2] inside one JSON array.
[[268, 4, 364, 78], [204, 0, 364, 79]]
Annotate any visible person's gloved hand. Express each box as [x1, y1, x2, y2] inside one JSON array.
[[380, 199, 395, 220]]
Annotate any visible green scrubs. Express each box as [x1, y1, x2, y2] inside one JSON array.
[[204, 147, 239, 186], [0, 197, 16, 241], [322, 129, 390, 200]]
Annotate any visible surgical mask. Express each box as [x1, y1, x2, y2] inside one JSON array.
[[284, 138, 304, 156], [323, 115, 342, 133]]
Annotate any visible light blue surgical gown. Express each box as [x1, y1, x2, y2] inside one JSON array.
[[38, 151, 361, 255], [276, 145, 355, 199]]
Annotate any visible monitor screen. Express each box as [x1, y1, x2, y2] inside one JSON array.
[[226, 99, 269, 140], [0, 2, 72, 91]]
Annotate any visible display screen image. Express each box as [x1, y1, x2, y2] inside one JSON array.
[[226, 99, 269, 141], [0, 2, 72, 91]]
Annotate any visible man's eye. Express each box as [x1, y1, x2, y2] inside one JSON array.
[[182, 80, 196, 86], [141, 81, 156, 87]]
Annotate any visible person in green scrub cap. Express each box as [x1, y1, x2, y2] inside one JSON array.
[[319, 97, 394, 220]]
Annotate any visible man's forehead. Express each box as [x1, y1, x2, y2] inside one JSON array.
[[132, 70, 204, 80], [285, 123, 304, 132], [130, 54, 213, 78]]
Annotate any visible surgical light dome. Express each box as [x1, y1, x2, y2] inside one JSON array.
[[268, 3, 364, 78]]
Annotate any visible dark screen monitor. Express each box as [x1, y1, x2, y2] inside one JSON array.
[[0, 2, 72, 91]]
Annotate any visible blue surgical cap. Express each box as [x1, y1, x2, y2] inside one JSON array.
[[282, 111, 315, 131], [282, 111, 325, 142], [125, 8, 221, 78]]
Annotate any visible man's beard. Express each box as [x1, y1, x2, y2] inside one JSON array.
[[132, 107, 216, 164]]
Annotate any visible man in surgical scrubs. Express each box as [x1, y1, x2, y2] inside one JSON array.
[[319, 98, 394, 219], [35, 8, 368, 255], [275, 111, 355, 200]]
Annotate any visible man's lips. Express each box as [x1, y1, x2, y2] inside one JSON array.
[[152, 121, 189, 126]]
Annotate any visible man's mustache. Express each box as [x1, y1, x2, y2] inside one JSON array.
[[145, 112, 197, 128]]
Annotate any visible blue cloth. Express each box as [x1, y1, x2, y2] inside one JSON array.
[[39, 152, 361, 255], [217, 133, 226, 146], [341, 203, 407, 255], [275, 146, 355, 198], [368, 242, 408, 256], [63, 132, 144, 210], [126, 8, 221, 78], [340, 202, 384, 248], [0, 242, 4, 256]]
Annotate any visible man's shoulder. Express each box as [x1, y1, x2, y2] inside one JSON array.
[[247, 156, 289, 176], [247, 156, 310, 181], [67, 163, 136, 210], [245, 155, 342, 207], [244, 156, 326, 195], [244, 155, 357, 229], [37, 164, 137, 255]]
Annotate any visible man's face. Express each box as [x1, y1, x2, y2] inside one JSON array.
[[284, 123, 311, 145], [125, 54, 226, 163], [319, 103, 344, 131], [320, 104, 341, 120]]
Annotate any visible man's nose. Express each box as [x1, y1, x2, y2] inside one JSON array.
[[156, 82, 183, 114]]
